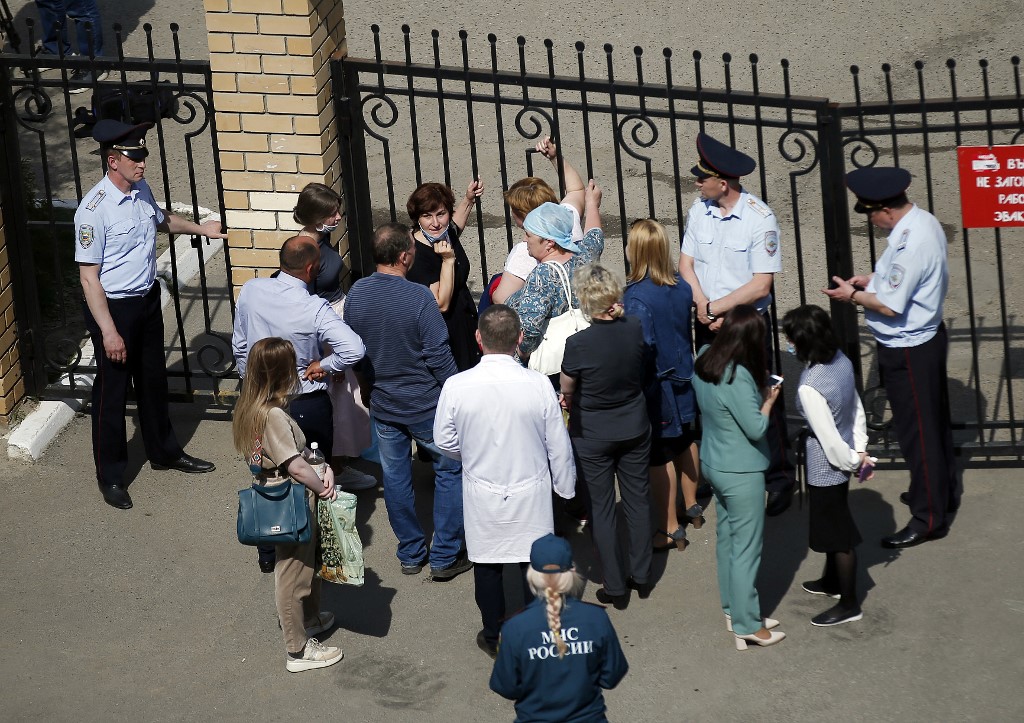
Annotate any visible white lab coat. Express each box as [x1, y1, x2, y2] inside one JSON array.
[[434, 354, 576, 563]]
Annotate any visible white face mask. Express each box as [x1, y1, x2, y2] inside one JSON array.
[[317, 221, 340, 233]]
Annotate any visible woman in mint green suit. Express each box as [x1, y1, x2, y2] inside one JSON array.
[[693, 305, 786, 650]]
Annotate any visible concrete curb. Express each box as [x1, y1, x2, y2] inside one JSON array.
[[6, 203, 224, 461]]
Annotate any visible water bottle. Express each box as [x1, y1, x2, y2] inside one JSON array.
[[308, 442, 327, 480]]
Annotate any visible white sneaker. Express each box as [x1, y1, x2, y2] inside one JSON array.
[[336, 466, 377, 491], [304, 611, 335, 637], [285, 638, 343, 673]]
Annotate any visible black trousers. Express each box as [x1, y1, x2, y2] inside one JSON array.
[[475, 562, 531, 647], [695, 313, 796, 494], [575, 430, 653, 595], [878, 325, 959, 535], [289, 390, 334, 459], [84, 284, 183, 488]]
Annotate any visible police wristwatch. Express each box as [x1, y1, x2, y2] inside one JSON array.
[[706, 302, 717, 322]]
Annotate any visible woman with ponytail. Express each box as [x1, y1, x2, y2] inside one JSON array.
[[490, 534, 628, 722]]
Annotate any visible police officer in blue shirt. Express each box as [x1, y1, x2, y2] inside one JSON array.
[[76, 120, 225, 509], [679, 133, 797, 516], [825, 167, 959, 548], [490, 534, 628, 722]]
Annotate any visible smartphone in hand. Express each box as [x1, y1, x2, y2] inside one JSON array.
[[769, 374, 783, 387], [858, 456, 878, 482]]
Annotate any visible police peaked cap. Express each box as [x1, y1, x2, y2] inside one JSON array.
[[691, 132, 757, 179], [845, 167, 912, 213], [93, 119, 153, 160]]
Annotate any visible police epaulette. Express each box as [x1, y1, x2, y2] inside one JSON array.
[[746, 197, 771, 217], [85, 189, 106, 211]]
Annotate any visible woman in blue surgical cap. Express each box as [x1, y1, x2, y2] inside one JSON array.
[[505, 180, 604, 378]]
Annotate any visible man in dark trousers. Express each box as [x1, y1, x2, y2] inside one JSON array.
[[75, 119, 223, 509], [825, 167, 959, 548], [678, 132, 797, 516]]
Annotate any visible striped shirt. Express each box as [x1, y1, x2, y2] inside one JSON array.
[[344, 272, 459, 425]]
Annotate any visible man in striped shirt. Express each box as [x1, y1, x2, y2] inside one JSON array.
[[344, 223, 470, 581]]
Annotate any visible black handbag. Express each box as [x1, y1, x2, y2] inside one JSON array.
[[237, 481, 312, 547]]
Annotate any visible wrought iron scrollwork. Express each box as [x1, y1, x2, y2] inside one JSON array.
[[514, 105, 554, 143], [843, 135, 880, 169], [196, 333, 236, 378], [359, 91, 400, 143], [616, 113, 658, 164], [12, 83, 52, 123], [777, 128, 819, 176]]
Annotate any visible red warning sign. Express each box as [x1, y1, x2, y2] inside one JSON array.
[[957, 145, 1024, 228]]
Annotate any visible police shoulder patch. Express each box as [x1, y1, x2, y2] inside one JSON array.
[[764, 230, 779, 257], [78, 224, 95, 249], [746, 198, 771, 217], [888, 263, 906, 290], [85, 189, 106, 211]]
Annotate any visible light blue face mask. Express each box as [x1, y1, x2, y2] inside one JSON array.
[[785, 342, 797, 356], [419, 223, 450, 244], [317, 221, 340, 233]]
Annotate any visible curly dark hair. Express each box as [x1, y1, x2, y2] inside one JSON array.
[[406, 182, 455, 221], [781, 305, 840, 366]]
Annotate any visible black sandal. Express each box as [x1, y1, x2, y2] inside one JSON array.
[[653, 525, 688, 552]]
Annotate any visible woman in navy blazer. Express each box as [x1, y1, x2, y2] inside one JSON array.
[[692, 305, 786, 650]]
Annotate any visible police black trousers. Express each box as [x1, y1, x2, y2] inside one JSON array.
[[877, 324, 959, 535], [289, 390, 334, 459], [694, 313, 796, 493], [574, 430, 653, 596], [84, 284, 183, 487], [474, 562, 531, 647]]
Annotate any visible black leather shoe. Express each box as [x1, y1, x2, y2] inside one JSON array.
[[476, 630, 498, 660], [899, 491, 910, 506], [154, 454, 216, 474], [881, 526, 947, 549], [766, 484, 795, 517], [100, 484, 133, 510], [258, 552, 276, 574], [596, 588, 629, 610], [627, 578, 653, 600]]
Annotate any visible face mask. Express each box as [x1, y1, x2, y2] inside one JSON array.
[[419, 223, 449, 244], [316, 221, 339, 233], [785, 342, 797, 356]]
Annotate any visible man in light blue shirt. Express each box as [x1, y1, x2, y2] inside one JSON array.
[[825, 167, 958, 549], [76, 119, 224, 510], [679, 132, 795, 515], [232, 235, 365, 456]]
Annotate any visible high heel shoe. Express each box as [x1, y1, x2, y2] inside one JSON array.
[[653, 525, 688, 552], [734, 629, 786, 650], [685, 504, 705, 530], [725, 614, 780, 633]]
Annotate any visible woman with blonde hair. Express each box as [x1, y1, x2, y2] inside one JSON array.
[[491, 136, 586, 305], [490, 534, 628, 722], [560, 264, 653, 609], [233, 337, 342, 673], [623, 219, 702, 552]]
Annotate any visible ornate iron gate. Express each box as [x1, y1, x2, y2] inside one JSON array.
[[334, 27, 1024, 464], [0, 23, 236, 406]]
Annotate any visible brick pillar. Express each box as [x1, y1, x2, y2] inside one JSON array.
[[0, 200, 25, 424], [204, 0, 346, 292]]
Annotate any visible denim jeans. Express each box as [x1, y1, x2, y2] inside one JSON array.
[[373, 414, 464, 568], [35, 0, 105, 56]]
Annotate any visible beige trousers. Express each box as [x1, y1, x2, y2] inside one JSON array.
[[274, 493, 322, 654]]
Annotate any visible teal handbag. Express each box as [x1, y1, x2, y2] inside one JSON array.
[[237, 481, 312, 547]]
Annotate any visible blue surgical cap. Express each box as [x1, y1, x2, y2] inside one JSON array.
[[523, 202, 581, 253]]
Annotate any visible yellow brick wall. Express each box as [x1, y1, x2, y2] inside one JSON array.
[[0, 202, 26, 423], [204, 0, 348, 297]]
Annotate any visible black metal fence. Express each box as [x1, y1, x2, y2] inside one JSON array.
[[0, 22, 234, 405], [335, 26, 1024, 463]]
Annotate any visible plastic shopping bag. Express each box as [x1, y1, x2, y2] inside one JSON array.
[[317, 492, 365, 586]]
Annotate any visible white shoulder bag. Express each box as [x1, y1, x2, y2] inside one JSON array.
[[527, 261, 590, 375]]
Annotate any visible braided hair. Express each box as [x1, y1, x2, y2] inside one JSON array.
[[526, 568, 586, 660]]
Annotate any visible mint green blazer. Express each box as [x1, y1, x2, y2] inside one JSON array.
[[692, 356, 771, 473]]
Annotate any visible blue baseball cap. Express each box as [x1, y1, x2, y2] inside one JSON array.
[[530, 533, 574, 573]]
